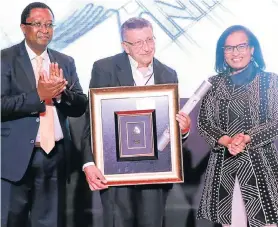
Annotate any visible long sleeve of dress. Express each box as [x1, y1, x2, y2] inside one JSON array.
[[197, 87, 227, 148]]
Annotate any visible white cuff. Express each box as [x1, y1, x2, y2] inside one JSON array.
[[82, 162, 95, 171], [55, 95, 62, 103], [182, 130, 190, 139]]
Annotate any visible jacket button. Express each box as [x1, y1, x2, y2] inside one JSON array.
[[36, 118, 40, 122], [30, 140, 35, 144]]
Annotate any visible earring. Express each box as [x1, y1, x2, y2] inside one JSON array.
[[251, 55, 258, 67]]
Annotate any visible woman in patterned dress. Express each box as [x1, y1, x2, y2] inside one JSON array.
[[197, 25, 278, 227]]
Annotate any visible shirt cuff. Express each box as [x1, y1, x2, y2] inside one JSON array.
[[55, 95, 62, 103], [82, 162, 95, 171], [182, 130, 190, 139]]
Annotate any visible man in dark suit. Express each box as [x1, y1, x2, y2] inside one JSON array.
[[1, 2, 87, 227], [82, 17, 191, 227]]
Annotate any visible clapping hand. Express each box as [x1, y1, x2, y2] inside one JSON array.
[[37, 62, 68, 101]]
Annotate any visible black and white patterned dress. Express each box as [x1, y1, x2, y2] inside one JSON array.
[[197, 65, 278, 226]]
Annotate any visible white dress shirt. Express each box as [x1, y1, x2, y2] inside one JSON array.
[[25, 42, 64, 142], [128, 55, 155, 86]]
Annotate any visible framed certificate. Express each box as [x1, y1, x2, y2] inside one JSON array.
[[89, 84, 183, 186]]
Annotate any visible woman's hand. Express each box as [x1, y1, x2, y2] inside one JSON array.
[[228, 133, 251, 156]]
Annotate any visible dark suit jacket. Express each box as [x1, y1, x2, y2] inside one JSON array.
[[1, 40, 87, 182], [82, 52, 178, 164]]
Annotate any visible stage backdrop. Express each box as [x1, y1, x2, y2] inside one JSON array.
[[1, 0, 278, 226]]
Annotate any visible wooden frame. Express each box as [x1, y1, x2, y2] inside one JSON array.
[[89, 84, 183, 186]]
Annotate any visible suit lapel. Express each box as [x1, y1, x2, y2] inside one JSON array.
[[47, 49, 67, 128], [115, 53, 134, 86], [17, 41, 36, 90], [47, 49, 56, 63], [47, 49, 60, 80], [153, 58, 165, 84], [48, 49, 70, 83]]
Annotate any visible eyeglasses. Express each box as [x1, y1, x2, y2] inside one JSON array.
[[124, 36, 155, 48], [223, 43, 249, 54], [22, 22, 55, 29]]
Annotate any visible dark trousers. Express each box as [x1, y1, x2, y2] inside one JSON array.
[[1, 141, 66, 227], [100, 185, 170, 227]]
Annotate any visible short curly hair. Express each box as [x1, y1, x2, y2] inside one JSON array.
[[21, 2, 54, 24]]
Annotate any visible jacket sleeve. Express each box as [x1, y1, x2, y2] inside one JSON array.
[[1, 52, 45, 118], [175, 70, 189, 142], [197, 80, 227, 148], [246, 121, 278, 149], [81, 62, 111, 164], [246, 75, 278, 149], [54, 57, 87, 118]]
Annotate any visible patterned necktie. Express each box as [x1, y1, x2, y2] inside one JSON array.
[[35, 56, 55, 153]]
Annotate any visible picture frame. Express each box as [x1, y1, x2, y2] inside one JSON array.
[[89, 84, 183, 186]]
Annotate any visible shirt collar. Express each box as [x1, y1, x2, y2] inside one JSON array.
[[25, 41, 48, 61], [128, 55, 153, 72]]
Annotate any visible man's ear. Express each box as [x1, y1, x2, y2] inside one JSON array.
[[121, 42, 130, 54], [20, 24, 26, 36]]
